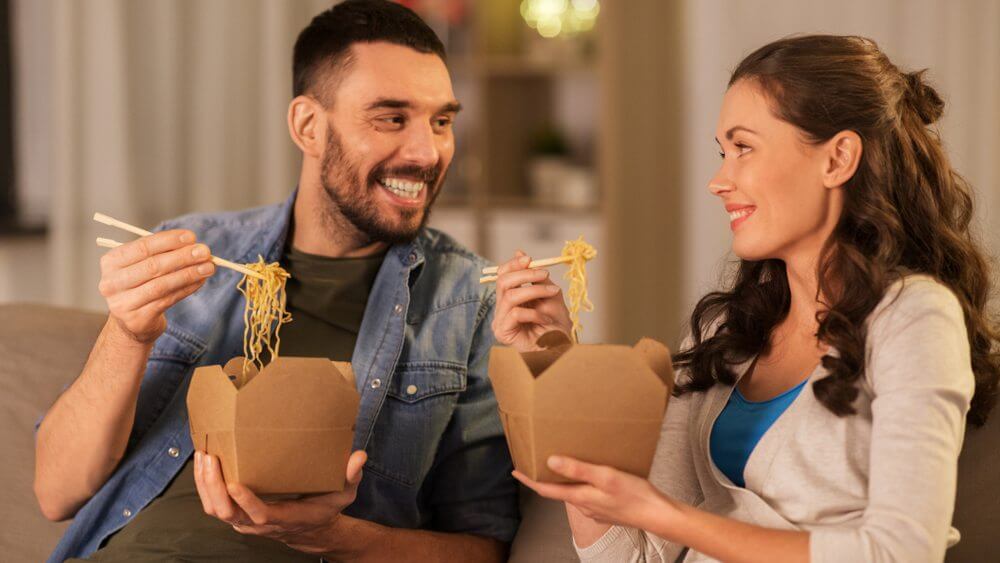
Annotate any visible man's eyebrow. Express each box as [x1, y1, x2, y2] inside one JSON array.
[[365, 98, 411, 111], [364, 98, 463, 114], [714, 125, 758, 144]]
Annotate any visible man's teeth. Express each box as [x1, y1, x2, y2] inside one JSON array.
[[728, 208, 755, 221], [381, 178, 426, 199]]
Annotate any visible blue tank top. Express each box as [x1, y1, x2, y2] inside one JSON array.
[[709, 378, 809, 487]]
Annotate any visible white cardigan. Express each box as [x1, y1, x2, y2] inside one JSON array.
[[576, 276, 974, 562]]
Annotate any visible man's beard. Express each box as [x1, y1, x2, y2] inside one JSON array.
[[318, 124, 444, 246]]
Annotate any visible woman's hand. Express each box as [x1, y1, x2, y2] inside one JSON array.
[[513, 455, 680, 533], [491, 250, 573, 352]]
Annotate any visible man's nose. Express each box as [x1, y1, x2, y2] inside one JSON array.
[[399, 122, 439, 168]]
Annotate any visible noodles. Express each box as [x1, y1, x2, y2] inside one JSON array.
[[236, 256, 292, 386], [561, 236, 597, 343]]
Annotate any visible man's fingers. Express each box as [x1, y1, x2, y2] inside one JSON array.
[[193, 452, 214, 515], [99, 229, 196, 271], [133, 279, 206, 319], [345, 450, 367, 485], [227, 483, 272, 526], [102, 243, 211, 295], [502, 284, 561, 309], [201, 454, 247, 523], [114, 262, 214, 312]]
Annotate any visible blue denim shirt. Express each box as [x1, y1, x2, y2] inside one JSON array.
[[48, 191, 518, 561]]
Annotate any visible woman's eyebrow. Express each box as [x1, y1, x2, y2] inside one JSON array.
[[714, 125, 759, 145], [724, 125, 757, 140]]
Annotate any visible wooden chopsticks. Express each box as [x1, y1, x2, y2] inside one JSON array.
[[93, 212, 265, 280], [479, 255, 574, 284]]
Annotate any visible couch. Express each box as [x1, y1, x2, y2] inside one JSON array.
[[3, 303, 997, 562], [0, 303, 576, 562]]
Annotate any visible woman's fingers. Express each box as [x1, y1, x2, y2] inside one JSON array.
[[496, 308, 551, 338]]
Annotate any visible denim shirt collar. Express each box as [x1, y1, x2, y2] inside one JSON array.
[[249, 187, 426, 280]]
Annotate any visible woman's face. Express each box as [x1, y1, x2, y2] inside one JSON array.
[[710, 79, 844, 264]]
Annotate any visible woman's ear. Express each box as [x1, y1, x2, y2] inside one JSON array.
[[822, 130, 863, 189], [288, 95, 325, 159]]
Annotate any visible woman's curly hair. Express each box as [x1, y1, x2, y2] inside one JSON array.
[[674, 35, 999, 427]]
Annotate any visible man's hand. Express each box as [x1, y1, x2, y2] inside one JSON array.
[[99, 229, 215, 344], [491, 250, 573, 352], [193, 450, 367, 554]]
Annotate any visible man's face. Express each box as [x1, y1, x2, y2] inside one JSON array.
[[318, 42, 459, 245]]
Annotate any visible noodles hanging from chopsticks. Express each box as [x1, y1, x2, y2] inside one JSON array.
[[561, 236, 597, 343], [236, 256, 292, 386]]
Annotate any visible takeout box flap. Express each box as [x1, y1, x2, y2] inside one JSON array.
[[532, 344, 669, 420], [488, 347, 537, 415], [235, 357, 360, 428], [526, 416, 663, 482], [187, 364, 238, 448], [233, 427, 353, 493], [633, 338, 676, 394]]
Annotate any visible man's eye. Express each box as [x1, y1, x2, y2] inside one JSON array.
[[378, 115, 405, 127]]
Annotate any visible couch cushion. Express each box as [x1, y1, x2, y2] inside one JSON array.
[[509, 485, 578, 562], [947, 406, 1000, 562], [0, 303, 105, 562]]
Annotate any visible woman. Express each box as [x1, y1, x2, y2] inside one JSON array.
[[491, 35, 999, 562]]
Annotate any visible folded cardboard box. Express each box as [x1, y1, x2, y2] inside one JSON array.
[[489, 331, 674, 483], [187, 356, 360, 494]]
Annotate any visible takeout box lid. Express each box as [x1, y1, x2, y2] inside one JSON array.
[[488, 331, 675, 419], [188, 356, 360, 431]]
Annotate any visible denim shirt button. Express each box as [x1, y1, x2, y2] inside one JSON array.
[[406, 384, 418, 395], [407, 252, 417, 264], [122, 508, 132, 518], [167, 447, 180, 458], [370, 378, 382, 389], [393, 304, 403, 315]]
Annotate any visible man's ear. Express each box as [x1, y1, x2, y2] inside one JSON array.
[[288, 95, 325, 159], [821, 130, 863, 189]]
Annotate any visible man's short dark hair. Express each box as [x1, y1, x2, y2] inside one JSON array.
[[293, 0, 446, 103]]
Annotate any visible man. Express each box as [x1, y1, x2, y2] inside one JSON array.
[[34, 2, 527, 560]]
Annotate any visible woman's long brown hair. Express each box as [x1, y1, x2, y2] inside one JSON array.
[[674, 35, 999, 426]]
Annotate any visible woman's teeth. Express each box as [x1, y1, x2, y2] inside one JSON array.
[[728, 207, 755, 221], [381, 178, 426, 200]]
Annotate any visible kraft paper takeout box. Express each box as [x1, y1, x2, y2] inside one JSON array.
[[187, 356, 360, 494], [488, 331, 674, 483]]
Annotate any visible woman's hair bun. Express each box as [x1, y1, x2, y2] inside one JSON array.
[[903, 70, 944, 125]]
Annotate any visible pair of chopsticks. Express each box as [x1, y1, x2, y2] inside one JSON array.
[[479, 255, 574, 284], [93, 212, 265, 280]]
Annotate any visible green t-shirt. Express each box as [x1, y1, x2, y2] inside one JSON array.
[[76, 247, 385, 562]]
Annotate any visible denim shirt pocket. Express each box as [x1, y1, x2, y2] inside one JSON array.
[[364, 362, 467, 487]]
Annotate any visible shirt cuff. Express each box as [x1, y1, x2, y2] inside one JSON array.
[[574, 525, 631, 559]]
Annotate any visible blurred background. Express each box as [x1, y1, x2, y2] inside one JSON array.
[[0, 0, 997, 348]]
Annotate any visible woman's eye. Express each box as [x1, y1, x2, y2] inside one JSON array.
[[735, 143, 752, 155]]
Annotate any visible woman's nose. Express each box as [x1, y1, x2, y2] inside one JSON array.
[[708, 171, 734, 196]]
